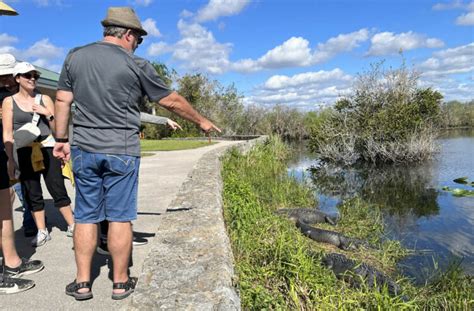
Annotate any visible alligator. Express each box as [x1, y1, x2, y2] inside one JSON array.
[[296, 219, 367, 250], [275, 208, 338, 225], [322, 252, 405, 299]]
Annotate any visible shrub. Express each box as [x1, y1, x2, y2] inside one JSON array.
[[309, 60, 443, 165]]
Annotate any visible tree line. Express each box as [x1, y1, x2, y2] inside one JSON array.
[[141, 62, 473, 151], [141, 63, 314, 140]]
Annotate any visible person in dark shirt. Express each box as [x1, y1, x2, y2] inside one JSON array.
[[53, 7, 220, 301]]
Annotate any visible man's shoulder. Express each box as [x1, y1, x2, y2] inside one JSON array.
[[131, 55, 152, 69], [67, 41, 129, 59], [67, 42, 100, 55]]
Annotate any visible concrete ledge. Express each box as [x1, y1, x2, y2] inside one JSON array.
[[129, 136, 267, 310]]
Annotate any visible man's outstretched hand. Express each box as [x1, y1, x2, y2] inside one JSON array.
[[200, 119, 221, 134]]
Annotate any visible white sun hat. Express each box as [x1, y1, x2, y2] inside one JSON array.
[[12, 61, 40, 77], [0, 53, 17, 76]]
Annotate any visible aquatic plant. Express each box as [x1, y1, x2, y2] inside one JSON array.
[[442, 186, 474, 197]]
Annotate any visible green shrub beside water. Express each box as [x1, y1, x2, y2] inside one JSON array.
[[309, 61, 442, 166], [222, 136, 473, 309]]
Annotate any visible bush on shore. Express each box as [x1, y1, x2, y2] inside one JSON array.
[[309, 61, 442, 166]]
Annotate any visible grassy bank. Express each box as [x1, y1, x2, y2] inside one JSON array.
[[222, 136, 473, 310], [140, 139, 215, 151]]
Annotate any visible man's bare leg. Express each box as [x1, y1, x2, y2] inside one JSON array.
[[108, 221, 132, 294], [74, 223, 97, 293]]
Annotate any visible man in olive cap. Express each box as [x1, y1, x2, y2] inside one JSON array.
[[53, 7, 220, 301]]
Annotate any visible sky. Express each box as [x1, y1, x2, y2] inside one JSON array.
[[1, 0, 473, 110]]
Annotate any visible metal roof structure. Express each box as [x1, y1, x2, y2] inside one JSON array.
[[36, 66, 60, 90]]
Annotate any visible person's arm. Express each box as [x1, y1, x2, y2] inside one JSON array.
[[52, 90, 73, 162], [35, 94, 55, 126], [166, 118, 182, 130], [140, 112, 183, 130], [157, 92, 221, 133], [140, 112, 169, 125], [2, 97, 16, 179]]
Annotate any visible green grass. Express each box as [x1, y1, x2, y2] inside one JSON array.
[[140, 139, 216, 151], [222, 135, 473, 310]]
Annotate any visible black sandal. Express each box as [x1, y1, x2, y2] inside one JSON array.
[[111, 277, 137, 300], [65, 280, 93, 301]]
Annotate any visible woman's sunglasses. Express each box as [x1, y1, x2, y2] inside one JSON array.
[[21, 72, 40, 80]]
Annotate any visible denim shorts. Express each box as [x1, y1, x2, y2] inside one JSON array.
[[71, 146, 140, 223]]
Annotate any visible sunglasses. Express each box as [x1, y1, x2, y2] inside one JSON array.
[[130, 30, 143, 45], [21, 72, 40, 80]]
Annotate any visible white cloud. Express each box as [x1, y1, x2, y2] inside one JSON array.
[[147, 42, 170, 56], [232, 29, 370, 73], [313, 29, 369, 63], [246, 69, 354, 109], [420, 76, 474, 102], [263, 68, 352, 90], [180, 10, 194, 19], [418, 43, 474, 101], [230, 58, 258, 73], [0, 46, 18, 55], [418, 42, 474, 76], [258, 37, 312, 68], [0, 33, 18, 46], [195, 0, 250, 23], [0, 34, 64, 72], [432, 0, 465, 10], [433, 0, 474, 26], [31, 58, 62, 73], [367, 31, 444, 56], [142, 18, 162, 37], [23, 38, 63, 59], [33, 0, 63, 6], [456, 11, 474, 25], [170, 20, 232, 74], [133, 0, 153, 6]]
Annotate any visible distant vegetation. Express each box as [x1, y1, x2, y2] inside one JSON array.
[[141, 62, 473, 156], [140, 63, 314, 141], [441, 100, 474, 128]]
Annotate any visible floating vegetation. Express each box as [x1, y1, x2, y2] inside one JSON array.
[[442, 186, 474, 197], [453, 177, 469, 184]]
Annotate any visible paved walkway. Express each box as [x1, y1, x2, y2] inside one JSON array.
[[2, 140, 241, 310]]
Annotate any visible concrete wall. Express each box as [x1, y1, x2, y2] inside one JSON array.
[[129, 136, 267, 310]]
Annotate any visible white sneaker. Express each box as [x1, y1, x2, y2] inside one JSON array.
[[67, 224, 75, 238], [0, 276, 35, 294], [31, 229, 51, 247]]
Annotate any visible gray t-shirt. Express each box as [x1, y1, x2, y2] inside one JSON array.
[[57, 41, 171, 156]]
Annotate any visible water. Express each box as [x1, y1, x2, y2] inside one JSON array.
[[287, 129, 474, 284]]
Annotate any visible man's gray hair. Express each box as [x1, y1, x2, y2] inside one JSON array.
[[103, 26, 128, 38]]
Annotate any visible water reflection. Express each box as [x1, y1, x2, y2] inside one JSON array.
[[309, 164, 440, 217]]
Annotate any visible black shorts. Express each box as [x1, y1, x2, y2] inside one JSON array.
[[0, 150, 10, 190], [17, 147, 71, 211]]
